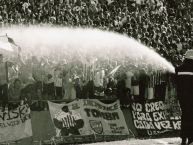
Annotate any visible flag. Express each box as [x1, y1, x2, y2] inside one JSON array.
[[0, 41, 13, 52], [0, 35, 20, 52], [6, 35, 21, 55], [7, 36, 17, 46], [0, 36, 14, 52], [107, 65, 121, 77]]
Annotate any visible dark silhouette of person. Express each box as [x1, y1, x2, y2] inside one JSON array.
[[176, 50, 193, 145], [53, 105, 84, 136], [116, 73, 128, 105]]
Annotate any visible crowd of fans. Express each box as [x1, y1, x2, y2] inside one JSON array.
[[0, 0, 192, 109], [0, 0, 192, 65], [0, 49, 170, 110]]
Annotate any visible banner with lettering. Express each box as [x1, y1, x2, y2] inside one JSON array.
[[82, 99, 129, 135], [48, 99, 129, 137], [0, 104, 32, 143], [131, 100, 181, 137]]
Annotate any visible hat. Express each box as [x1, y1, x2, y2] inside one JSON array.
[[185, 50, 193, 60]]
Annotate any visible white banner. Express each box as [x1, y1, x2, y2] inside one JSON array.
[[0, 104, 32, 143], [48, 99, 130, 137]]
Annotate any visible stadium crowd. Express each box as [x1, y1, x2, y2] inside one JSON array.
[[0, 0, 192, 64], [0, 0, 192, 109]]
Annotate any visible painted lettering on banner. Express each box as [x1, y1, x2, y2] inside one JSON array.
[[83, 99, 129, 135], [131, 100, 181, 137], [48, 99, 130, 137], [0, 104, 32, 143]]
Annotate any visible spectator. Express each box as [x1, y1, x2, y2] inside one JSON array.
[[54, 67, 63, 100], [0, 54, 13, 110], [0, 0, 192, 110], [105, 77, 116, 98], [9, 78, 23, 101], [63, 71, 76, 101], [8, 78, 23, 110], [74, 76, 82, 99], [116, 73, 128, 105], [44, 73, 55, 100]]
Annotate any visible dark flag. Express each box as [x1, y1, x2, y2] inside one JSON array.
[[7, 36, 17, 46], [6, 35, 22, 56]]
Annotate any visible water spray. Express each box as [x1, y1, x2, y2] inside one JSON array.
[[0, 26, 175, 73]]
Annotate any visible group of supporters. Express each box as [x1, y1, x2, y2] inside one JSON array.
[[0, 0, 188, 110], [0, 0, 192, 65], [0, 50, 174, 111]]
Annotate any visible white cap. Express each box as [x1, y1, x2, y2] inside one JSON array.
[[185, 50, 193, 60]]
